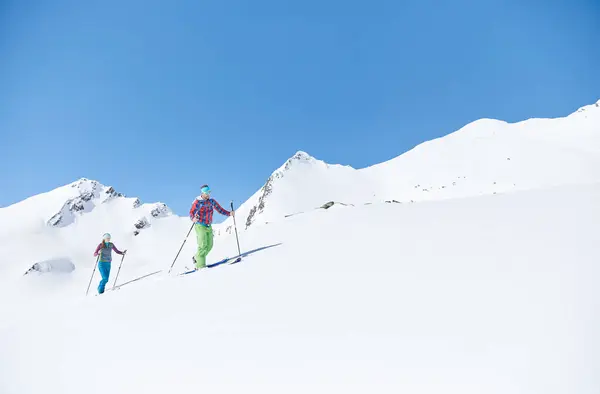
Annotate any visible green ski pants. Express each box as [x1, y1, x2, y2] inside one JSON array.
[[194, 224, 214, 269]]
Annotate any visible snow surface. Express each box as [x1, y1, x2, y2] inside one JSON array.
[[0, 100, 599, 393], [1, 184, 599, 393]]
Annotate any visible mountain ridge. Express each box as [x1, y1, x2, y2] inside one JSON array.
[[2, 98, 599, 237], [220, 98, 600, 231]]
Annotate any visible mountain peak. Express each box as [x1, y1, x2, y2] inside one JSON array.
[[70, 177, 98, 188], [19, 178, 174, 236], [279, 151, 320, 172], [48, 179, 125, 227], [291, 151, 314, 161]]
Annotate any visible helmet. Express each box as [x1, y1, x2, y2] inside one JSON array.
[[102, 233, 111, 241], [200, 185, 211, 195]]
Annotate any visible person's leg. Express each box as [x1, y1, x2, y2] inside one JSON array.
[[194, 225, 210, 269], [194, 224, 202, 267], [97, 262, 111, 294], [206, 227, 214, 256]]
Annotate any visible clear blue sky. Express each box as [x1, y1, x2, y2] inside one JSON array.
[[1, 0, 599, 216]]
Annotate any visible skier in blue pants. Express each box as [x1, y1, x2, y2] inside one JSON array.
[[93, 233, 126, 294]]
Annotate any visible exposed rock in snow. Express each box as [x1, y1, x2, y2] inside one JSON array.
[[150, 203, 171, 218], [133, 217, 151, 236], [129, 203, 171, 235], [104, 186, 124, 200], [48, 181, 104, 227], [321, 201, 335, 210], [282, 151, 319, 170], [320, 201, 353, 209], [245, 175, 274, 228], [23, 258, 76, 275], [134, 217, 150, 230]]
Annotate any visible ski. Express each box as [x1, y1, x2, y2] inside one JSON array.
[[228, 257, 242, 265], [207, 256, 242, 268], [178, 256, 242, 276], [178, 268, 199, 276]]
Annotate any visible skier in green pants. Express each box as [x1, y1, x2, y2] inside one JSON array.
[[188, 185, 233, 270]]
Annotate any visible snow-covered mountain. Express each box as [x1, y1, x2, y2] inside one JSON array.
[[1, 99, 599, 394], [0, 178, 177, 278], [224, 99, 600, 232], [0, 178, 171, 236]]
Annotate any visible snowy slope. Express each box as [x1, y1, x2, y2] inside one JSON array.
[[223, 100, 600, 232], [1, 183, 598, 394], [0, 178, 175, 279]]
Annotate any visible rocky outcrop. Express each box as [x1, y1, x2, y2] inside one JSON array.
[[46, 178, 172, 229], [133, 217, 151, 236], [321, 201, 335, 209], [24, 258, 76, 275], [244, 151, 316, 229], [150, 203, 170, 218], [48, 186, 100, 227], [104, 186, 124, 202], [245, 176, 274, 228]]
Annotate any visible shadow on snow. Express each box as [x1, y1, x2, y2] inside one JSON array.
[[111, 242, 283, 292], [207, 243, 283, 268]]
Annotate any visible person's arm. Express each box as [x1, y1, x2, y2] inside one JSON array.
[[189, 200, 199, 221], [211, 199, 231, 216], [93, 243, 102, 256], [112, 244, 126, 255]]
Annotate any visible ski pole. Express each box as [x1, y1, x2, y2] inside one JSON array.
[[86, 255, 100, 296], [111, 253, 127, 290], [231, 201, 241, 257], [168, 223, 195, 273]]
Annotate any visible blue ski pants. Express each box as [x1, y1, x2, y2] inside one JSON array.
[[98, 261, 111, 294]]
